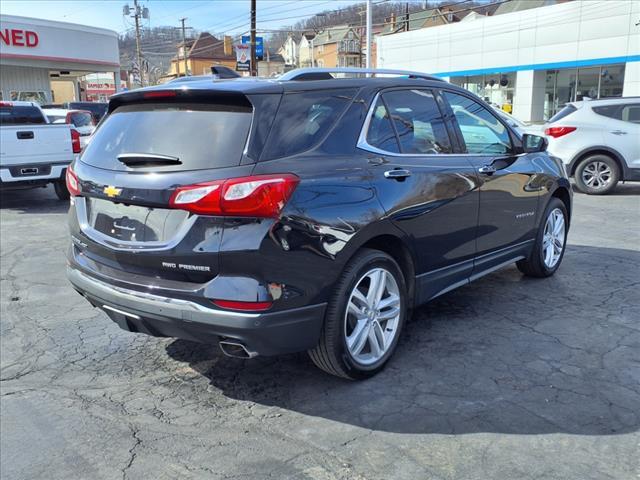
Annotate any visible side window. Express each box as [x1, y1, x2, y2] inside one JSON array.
[[594, 104, 640, 124], [366, 98, 400, 153], [381, 89, 451, 154], [444, 91, 512, 155], [261, 89, 356, 160]]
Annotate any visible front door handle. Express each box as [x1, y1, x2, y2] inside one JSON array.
[[384, 169, 412, 180], [478, 165, 497, 175], [610, 130, 627, 135]]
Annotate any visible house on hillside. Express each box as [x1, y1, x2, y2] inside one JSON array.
[[277, 34, 300, 67], [162, 32, 236, 81], [299, 33, 316, 67], [312, 26, 361, 68]]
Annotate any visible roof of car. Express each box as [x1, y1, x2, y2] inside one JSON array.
[[112, 69, 453, 102], [572, 97, 640, 108], [42, 108, 88, 115]]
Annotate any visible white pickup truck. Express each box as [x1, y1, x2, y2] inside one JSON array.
[[0, 101, 80, 200]]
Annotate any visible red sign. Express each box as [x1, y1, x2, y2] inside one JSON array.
[[0, 29, 39, 47]]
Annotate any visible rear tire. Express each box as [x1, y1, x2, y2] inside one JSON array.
[[54, 179, 70, 201], [574, 154, 619, 195], [517, 197, 568, 278], [308, 249, 408, 380]]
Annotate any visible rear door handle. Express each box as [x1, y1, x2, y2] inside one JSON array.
[[478, 165, 497, 175], [384, 169, 412, 180], [16, 131, 34, 140], [610, 130, 627, 135]]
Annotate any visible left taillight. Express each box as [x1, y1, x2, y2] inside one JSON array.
[[70, 128, 81, 153], [66, 164, 81, 197], [169, 174, 299, 217]]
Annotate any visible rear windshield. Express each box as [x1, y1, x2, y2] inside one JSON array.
[[0, 106, 46, 125], [80, 103, 252, 171], [548, 104, 577, 123], [70, 112, 93, 127]]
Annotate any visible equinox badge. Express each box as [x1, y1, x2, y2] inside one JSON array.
[[103, 185, 122, 198]]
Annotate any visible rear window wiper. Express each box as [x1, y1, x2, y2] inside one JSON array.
[[117, 153, 182, 167]]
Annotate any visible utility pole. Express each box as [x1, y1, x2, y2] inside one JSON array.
[[405, 2, 410, 32], [180, 18, 189, 76], [250, 0, 257, 76], [133, 0, 143, 86], [366, 0, 372, 68]]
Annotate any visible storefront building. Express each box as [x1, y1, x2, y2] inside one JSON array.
[[377, 0, 639, 122], [0, 15, 120, 104]]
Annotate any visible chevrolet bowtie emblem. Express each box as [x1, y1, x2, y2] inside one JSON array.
[[103, 185, 122, 198]]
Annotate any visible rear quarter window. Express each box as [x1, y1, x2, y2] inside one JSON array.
[[260, 89, 357, 160], [80, 103, 252, 171], [593, 104, 640, 124]]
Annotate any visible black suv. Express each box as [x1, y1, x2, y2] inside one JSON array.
[[66, 68, 572, 379]]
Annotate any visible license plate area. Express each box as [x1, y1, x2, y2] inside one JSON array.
[[86, 198, 189, 243]]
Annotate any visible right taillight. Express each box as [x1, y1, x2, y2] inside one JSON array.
[[544, 126, 576, 138], [70, 128, 81, 153], [66, 164, 81, 197], [169, 174, 299, 217]]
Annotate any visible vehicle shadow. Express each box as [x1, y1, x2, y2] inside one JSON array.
[[166, 244, 640, 436], [572, 182, 640, 196], [0, 186, 69, 214]]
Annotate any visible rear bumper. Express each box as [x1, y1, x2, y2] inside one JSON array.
[[0, 162, 69, 186], [67, 266, 326, 356]]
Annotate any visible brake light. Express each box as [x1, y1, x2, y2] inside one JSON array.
[[169, 174, 299, 217], [544, 126, 576, 138], [0, 101, 13, 108], [212, 299, 273, 312], [66, 164, 81, 196], [143, 90, 177, 99], [70, 129, 81, 153]]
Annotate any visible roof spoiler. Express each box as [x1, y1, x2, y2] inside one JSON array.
[[279, 67, 444, 82]]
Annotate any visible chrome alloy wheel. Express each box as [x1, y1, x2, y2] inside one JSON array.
[[344, 268, 402, 366], [542, 208, 566, 269], [582, 161, 612, 190]]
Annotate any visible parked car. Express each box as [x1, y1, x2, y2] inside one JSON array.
[[65, 101, 108, 124], [66, 68, 572, 379], [543, 97, 640, 194], [43, 108, 96, 148], [0, 101, 80, 200]]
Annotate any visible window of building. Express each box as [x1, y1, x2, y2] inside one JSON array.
[[444, 91, 512, 155], [381, 89, 451, 154], [450, 72, 516, 111]]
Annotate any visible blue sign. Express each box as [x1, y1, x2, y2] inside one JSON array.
[[241, 36, 263, 61]]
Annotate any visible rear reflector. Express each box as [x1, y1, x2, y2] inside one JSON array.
[[169, 174, 299, 217], [70, 129, 81, 153], [212, 299, 273, 312], [143, 90, 177, 99], [66, 164, 81, 196], [544, 126, 576, 138]]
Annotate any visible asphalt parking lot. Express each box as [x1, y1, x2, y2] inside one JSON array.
[[1, 184, 639, 480]]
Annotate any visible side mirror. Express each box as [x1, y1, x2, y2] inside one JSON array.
[[522, 133, 547, 153]]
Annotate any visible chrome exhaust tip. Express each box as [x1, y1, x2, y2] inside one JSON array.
[[219, 340, 258, 359]]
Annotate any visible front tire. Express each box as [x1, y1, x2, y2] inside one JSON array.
[[53, 179, 70, 201], [517, 197, 568, 278], [308, 249, 407, 380], [574, 154, 619, 195]]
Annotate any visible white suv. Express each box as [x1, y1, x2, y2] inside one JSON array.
[[544, 97, 640, 194]]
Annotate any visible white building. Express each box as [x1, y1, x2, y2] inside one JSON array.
[[278, 34, 300, 67], [377, 0, 640, 122], [0, 15, 120, 104]]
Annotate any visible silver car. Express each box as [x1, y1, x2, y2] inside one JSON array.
[[543, 97, 640, 194]]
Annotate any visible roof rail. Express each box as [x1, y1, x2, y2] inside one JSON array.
[[278, 67, 444, 82]]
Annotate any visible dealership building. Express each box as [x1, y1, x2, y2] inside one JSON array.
[[0, 15, 120, 104], [377, 0, 640, 122]]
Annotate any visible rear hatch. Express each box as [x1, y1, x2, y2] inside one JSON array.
[[72, 93, 257, 283]]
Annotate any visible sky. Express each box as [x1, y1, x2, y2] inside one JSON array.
[[1, 0, 358, 36]]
